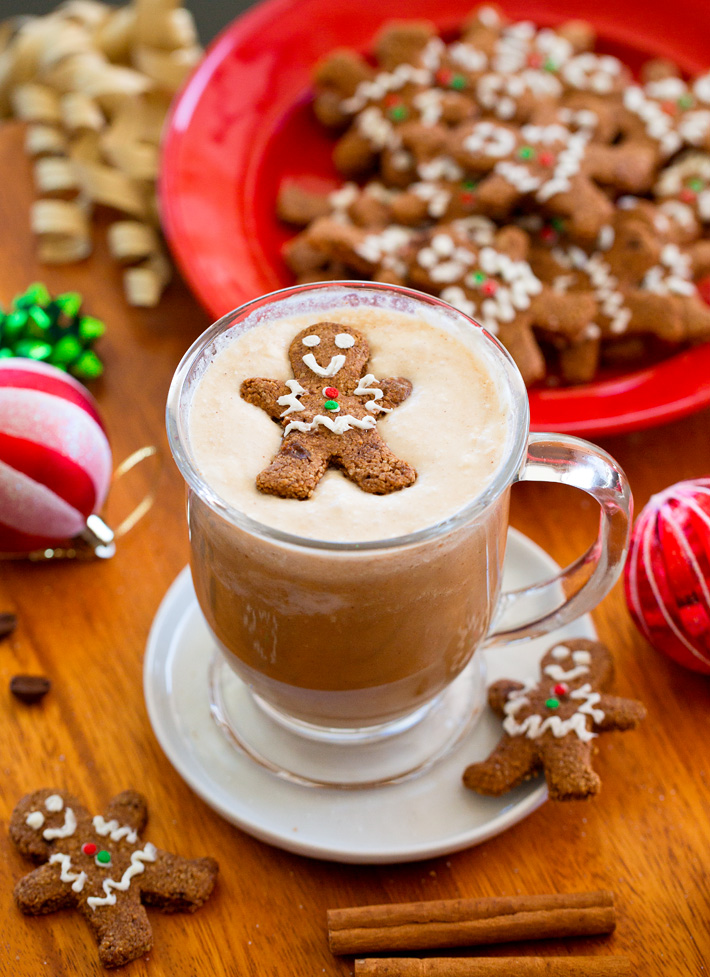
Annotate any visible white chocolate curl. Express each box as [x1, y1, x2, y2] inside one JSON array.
[[0, 0, 202, 306]]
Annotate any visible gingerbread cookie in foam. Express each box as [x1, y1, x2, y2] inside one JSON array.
[[404, 223, 596, 386], [463, 639, 646, 801], [10, 788, 218, 968], [241, 321, 416, 499]]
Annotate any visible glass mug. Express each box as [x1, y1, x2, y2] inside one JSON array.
[[167, 282, 631, 787]]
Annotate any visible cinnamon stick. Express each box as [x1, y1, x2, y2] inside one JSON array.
[[354, 958, 632, 976], [328, 892, 616, 954]]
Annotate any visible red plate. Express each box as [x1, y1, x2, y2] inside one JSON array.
[[160, 0, 710, 436]]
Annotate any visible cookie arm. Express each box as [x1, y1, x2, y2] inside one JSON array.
[[531, 289, 597, 339], [622, 289, 684, 341], [240, 378, 291, 421], [140, 852, 219, 912], [377, 377, 413, 410], [463, 734, 538, 796], [487, 679, 526, 716], [14, 863, 76, 915], [593, 694, 646, 732]]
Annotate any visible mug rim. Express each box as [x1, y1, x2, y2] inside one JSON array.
[[166, 281, 530, 552]]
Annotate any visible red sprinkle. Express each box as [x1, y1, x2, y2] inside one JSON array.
[[528, 52, 544, 68], [553, 682, 569, 696], [436, 68, 453, 86], [660, 100, 677, 115], [82, 842, 98, 856], [324, 386, 339, 398], [481, 279, 498, 296], [538, 151, 556, 167], [679, 188, 697, 203], [460, 191, 476, 205], [539, 226, 558, 244]]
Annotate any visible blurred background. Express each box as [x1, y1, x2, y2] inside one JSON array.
[[0, 1, 246, 42]]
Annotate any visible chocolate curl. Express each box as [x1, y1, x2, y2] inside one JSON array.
[[0, 0, 201, 306]]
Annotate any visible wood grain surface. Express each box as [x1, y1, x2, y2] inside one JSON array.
[[0, 121, 709, 977]]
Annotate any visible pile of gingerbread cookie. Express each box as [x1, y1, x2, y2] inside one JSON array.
[[278, 4, 710, 385]]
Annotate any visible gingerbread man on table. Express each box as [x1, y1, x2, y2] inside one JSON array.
[[463, 639, 646, 801], [10, 788, 218, 968], [241, 321, 416, 499]]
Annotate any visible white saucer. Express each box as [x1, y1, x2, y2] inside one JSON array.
[[144, 528, 596, 864]]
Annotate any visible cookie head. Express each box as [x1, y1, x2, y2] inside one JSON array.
[[289, 321, 370, 386], [10, 789, 88, 862], [540, 638, 613, 691]]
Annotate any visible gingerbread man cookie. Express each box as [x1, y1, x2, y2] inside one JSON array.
[[241, 321, 416, 499], [463, 639, 646, 801], [10, 788, 218, 968]]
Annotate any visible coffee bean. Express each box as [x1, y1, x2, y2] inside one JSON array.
[[10, 674, 51, 705], [0, 612, 17, 640]]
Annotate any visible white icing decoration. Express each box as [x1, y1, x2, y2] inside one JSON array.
[[278, 378, 307, 417], [43, 807, 77, 840], [464, 121, 517, 158], [93, 815, 138, 845], [45, 794, 64, 813], [641, 243, 696, 297], [354, 374, 392, 413], [563, 53, 622, 94], [49, 853, 87, 893], [502, 680, 604, 742], [283, 414, 377, 437], [551, 644, 571, 659], [87, 843, 157, 910], [573, 650, 592, 665], [678, 110, 710, 147], [26, 811, 45, 829], [334, 333, 355, 349], [301, 335, 320, 347], [302, 352, 346, 377], [544, 663, 590, 682], [355, 225, 413, 264], [623, 86, 682, 158], [693, 73, 710, 105]]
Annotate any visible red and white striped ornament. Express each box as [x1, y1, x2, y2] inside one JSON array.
[[0, 359, 111, 553], [624, 478, 710, 674]]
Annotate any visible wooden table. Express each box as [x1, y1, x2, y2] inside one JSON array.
[[1, 121, 708, 976]]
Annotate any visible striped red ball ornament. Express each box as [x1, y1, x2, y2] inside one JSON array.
[[0, 359, 111, 553], [624, 478, 710, 674]]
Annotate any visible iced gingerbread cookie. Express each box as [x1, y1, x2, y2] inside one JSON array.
[[405, 224, 596, 385], [448, 118, 656, 240], [463, 639, 646, 801], [10, 788, 218, 968], [621, 70, 710, 165], [240, 321, 416, 499], [654, 152, 710, 242]]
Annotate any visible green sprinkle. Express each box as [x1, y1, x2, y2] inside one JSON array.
[[389, 105, 408, 122], [462, 179, 478, 190], [545, 697, 560, 710], [550, 216, 566, 232], [518, 145, 536, 161], [96, 850, 111, 865], [78, 315, 106, 342], [50, 335, 83, 365], [543, 58, 557, 72], [472, 270, 486, 284], [450, 74, 466, 90], [55, 291, 82, 319], [72, 349, 103, 379], [688, 178, 704, 193], [15, 339, 52, 361], [324, 399, 339, 411], [678, 94, 694, 110]]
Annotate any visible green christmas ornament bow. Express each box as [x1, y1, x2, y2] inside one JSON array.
[[0, 283, 105, 380]]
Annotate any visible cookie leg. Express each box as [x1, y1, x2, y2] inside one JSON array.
[[336, 433, 417, 494], [141, 853, 219, 912], [463, 735, 538, 795], [256, 437, 330, 500], [87, 899, 153, 968], [539, 737, 601, 801]]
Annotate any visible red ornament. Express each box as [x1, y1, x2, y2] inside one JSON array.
[[624, 478, 710, 674], [553, 682, 569, 696], [82, 842, 98, 856], [324, 386, 339, 398], [481, 279, 498, 296], [0, 359, 112, 552], [538, 151, 556, 167]]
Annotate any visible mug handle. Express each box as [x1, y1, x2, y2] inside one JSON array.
[[485, 432, 632, 645]]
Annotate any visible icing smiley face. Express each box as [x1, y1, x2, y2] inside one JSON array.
[[291, 322, 370, 384]]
